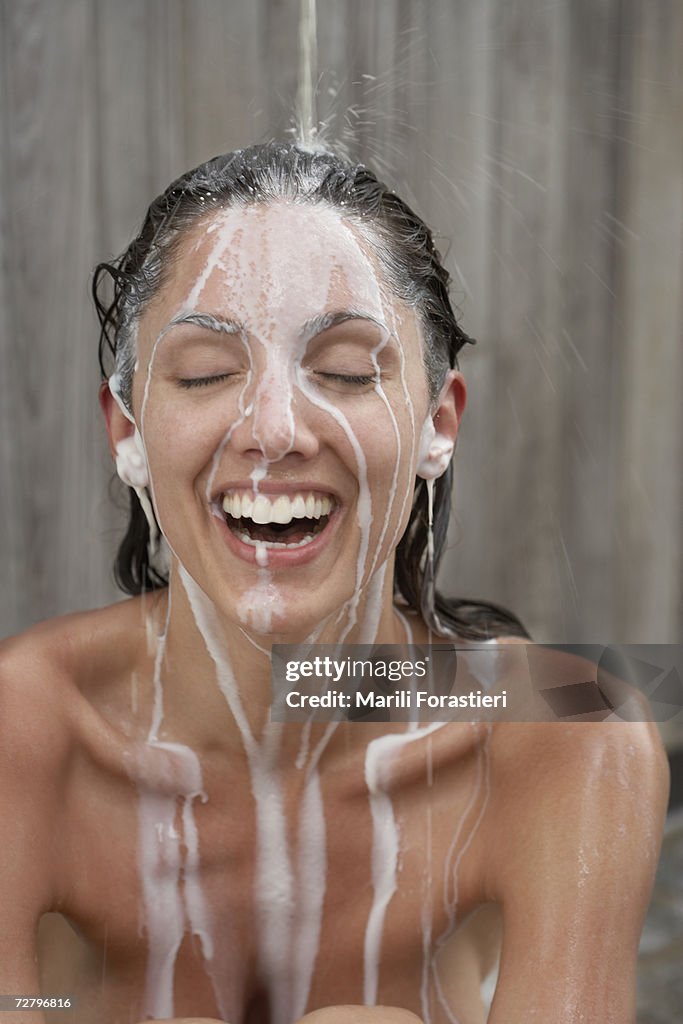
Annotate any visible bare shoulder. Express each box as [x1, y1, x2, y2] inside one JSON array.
[[485, 638, 669, 814], [0, 601, 153, 938], [480, 712, 669, 903], [470, 645, 670, 1020], [0, 597, 154, 767], [0, 617, 91, 941], [0, 618, 76, 764], [1, 594, 156, 685], [484, 637, 669, 827]]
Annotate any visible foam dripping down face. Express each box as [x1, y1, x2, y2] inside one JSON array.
[[123, 200, 457, 636], [106, 196, 473, 1024]]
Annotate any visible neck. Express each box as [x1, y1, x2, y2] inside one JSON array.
[[137, 558, 408, 757]]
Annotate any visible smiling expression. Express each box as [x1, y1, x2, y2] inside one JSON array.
[[129, 201, 435, 636]]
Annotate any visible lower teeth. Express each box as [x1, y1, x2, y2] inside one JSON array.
[[234, 530, 317, 549]]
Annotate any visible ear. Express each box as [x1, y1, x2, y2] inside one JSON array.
[[416, 370, 467, 480], [99, 379, 149, 488], [99, 379, 133, 457]]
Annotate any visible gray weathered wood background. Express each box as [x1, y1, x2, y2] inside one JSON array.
[[1, 0, 681, 644]]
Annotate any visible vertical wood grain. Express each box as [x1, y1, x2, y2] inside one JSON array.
[[612, 0, 683, 642], [1, 0, 117, 635]]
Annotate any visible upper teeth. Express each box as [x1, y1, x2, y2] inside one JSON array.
[[222, 491, 335, 525]]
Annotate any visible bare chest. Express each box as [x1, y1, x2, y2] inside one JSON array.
[[45, 728, 495, 1024]]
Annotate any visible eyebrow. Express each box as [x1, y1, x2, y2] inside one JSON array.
[[166, 308, 387, 340], [168, 311, 244, 335], [300, 309, 389, 341]]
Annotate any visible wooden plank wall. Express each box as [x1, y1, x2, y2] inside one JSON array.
[[1, 0, 681, 644]]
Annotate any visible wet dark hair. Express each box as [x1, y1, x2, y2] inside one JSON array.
[[93, 142, 530, 641]]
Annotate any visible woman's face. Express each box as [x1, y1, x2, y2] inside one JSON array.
[[130, 200, 447, 636]]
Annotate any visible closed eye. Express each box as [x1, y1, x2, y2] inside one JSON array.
[[177, 371, 376, 390], [177, 373, 235, 389], [316, 372, 377, 386]]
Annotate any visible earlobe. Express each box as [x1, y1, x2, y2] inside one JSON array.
[[416, 370, 466, 481], [99, 377, 150, 488], [99, 377, 158, 553], [114, 432, 149, 488], [416, 418, 455, 480]]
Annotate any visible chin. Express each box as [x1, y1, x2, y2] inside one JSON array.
[[233, 596, 336, 643], [178, 552, 367, 644]]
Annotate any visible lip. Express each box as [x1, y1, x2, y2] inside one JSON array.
[[210, 480, 344, 568]]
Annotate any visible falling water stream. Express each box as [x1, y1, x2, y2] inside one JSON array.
[[297, 0, 318, 150]]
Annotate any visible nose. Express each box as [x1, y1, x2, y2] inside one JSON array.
[[230, 380, 320, 463]]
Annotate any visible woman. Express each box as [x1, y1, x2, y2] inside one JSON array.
[[0, 144, 668, 1024]]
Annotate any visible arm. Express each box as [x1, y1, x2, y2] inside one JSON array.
[[0, 650, 68, 1024], [482, 718, 669, 1024]]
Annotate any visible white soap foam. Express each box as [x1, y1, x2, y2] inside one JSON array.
[[126, 197, 458, 1018], [417, 416, 454, 481], [363, 723, 444, 1004]]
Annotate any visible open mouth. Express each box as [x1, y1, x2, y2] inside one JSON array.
[[221, 490, 337, 549]]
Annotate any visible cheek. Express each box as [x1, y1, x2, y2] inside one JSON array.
[[361, 403, 419, 519], [141, 396, 235, 496], [367, 381, 428, 539]]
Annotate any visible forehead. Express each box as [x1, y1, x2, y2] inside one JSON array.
[[150, 201, 403, 337]]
